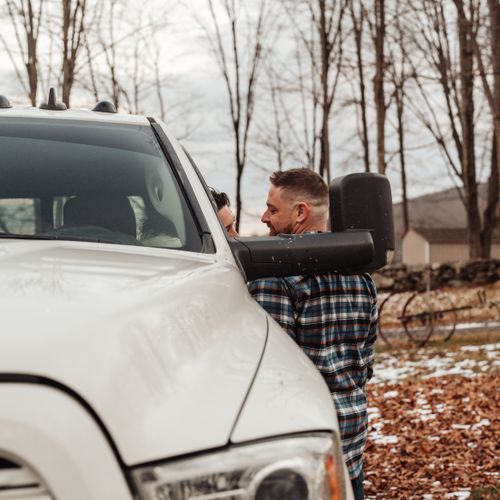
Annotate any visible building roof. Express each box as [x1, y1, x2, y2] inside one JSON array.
[[410, 226, 500, 244], [393, 184, 500, 259]]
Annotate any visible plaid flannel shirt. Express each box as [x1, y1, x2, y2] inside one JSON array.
[[248, 273, 378, 479]]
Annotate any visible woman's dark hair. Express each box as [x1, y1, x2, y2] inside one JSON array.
[[209, 187, 230, 210]]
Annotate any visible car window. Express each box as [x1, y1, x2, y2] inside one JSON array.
[[0, 118, 203, 252]]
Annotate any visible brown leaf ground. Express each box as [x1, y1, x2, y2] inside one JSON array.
[[364, 337, 500, 499]]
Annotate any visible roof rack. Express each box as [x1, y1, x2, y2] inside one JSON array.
[[0, 95, 12, 109], [92, 101, 117, 113], [39, 88, 67, 111]]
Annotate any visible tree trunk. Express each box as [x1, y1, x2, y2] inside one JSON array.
[[61, 0, 71, 106], [481, 137, 498, 257], [26, 0, 38, 106], [235, 164, 243, 232], [318, 0, 331, 182], [373, 0, 386, 175], [481, 1, 500, 257], [396, 86, 409, 236], [490, 0, 500, 226], [350, 0, 370, 172], [458, 5, 481, 258]]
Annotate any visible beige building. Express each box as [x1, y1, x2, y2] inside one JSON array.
[[402, 227, 500, 265], [393, 184, 500, 263]]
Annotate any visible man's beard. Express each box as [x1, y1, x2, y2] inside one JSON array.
[[269, 222, 294, 236]]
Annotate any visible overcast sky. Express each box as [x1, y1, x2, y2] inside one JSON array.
[[0, 0, 484, 235]]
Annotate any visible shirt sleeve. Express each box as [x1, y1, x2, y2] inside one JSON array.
[[248, 278, 296, 339], [363, 275, 378, 381]]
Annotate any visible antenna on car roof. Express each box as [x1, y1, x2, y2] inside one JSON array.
[[92, 100, 117, 113], [39, 87, 67, 111], [0, 95, 12, 108]]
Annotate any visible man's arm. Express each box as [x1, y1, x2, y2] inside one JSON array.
[[248, 278, 296, 339]]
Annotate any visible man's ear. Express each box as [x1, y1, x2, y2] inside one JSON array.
[[295, 202, 310, 223]]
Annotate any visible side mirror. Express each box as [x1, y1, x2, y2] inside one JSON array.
[[230, 173, 394, 280], [329, 172, 394, 273]]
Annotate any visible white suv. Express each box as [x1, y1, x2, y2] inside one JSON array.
[[0, 92, 393, 500]]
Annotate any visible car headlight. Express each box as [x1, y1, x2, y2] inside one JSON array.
[[132, 433, 345, 500]]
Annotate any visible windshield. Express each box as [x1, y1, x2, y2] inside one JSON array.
[[0, 118, 203, 251]]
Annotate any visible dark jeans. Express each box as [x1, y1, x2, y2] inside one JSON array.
[[351, 470, 364, 500]]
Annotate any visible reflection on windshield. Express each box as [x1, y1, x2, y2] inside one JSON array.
[[0, 119, 202, 252]]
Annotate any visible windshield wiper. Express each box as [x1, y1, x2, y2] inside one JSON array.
[[0, 232, 116, 244], [0, 231, 143, 246]]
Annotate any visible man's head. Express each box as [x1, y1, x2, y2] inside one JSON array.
[[210, 188, 238, 237], [261, 167, 329, 236]]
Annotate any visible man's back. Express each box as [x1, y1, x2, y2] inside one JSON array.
[[249, 272, 377, 479]]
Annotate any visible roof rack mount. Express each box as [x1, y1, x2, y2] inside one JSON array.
[[0, 95, 12, 109], [39, 87, 67, 111]]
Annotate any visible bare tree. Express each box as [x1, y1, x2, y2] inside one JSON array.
[[453, 0, 500, 257], [1, 0, 45, 105], [347, 0, 371, 172], [281, 0, 348, 182], [387, 3, 411, 236], [60, 0, 87, 106], [197, 0, 276, 230], [369, 0, 387, 174], [404, 0, 498, 258]]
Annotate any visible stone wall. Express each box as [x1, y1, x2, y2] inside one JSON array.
[[372, 259, 500, 293]]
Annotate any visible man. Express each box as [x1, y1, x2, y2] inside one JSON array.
[[210, 188, 239, 237], [248, 167, 377, 500]]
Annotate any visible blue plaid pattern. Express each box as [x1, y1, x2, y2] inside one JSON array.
[[249, 273, 378, 479]]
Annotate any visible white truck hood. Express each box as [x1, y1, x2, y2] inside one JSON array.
[[0, 240, 268, 465]]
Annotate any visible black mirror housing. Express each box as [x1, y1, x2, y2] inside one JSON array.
[[231, 172, 394, 280], [330, 172, 394, 273]]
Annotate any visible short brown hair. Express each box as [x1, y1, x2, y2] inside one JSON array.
[[270, 168, 328, 207]]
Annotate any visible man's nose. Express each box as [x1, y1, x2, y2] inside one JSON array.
[[261, 210, 270, 224]]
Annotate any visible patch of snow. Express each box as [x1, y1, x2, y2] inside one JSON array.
[[383, 390, 399, 398], [472, 418, 490, 429], [367, 407, 381, 420], [461, 342, 500, 352], [370, 340, 499, 385], [430, 388, 444, 395], [420, 413, 436, 421], [371, 433, 398, 445], [444, 490, 470, 499], [452, 424, 471, 430]]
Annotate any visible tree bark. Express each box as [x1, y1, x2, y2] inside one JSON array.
[[396, 85, 409, 236], [26, 1, 38, 106], [349, 0, 370, 172], [457, 3, 481, 258], [480, 0, 500, 257], [61, 0, 86, 107], [373, 0, 386, 175], [481, 137, 498, 257], [318, 0, 331, 181]]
